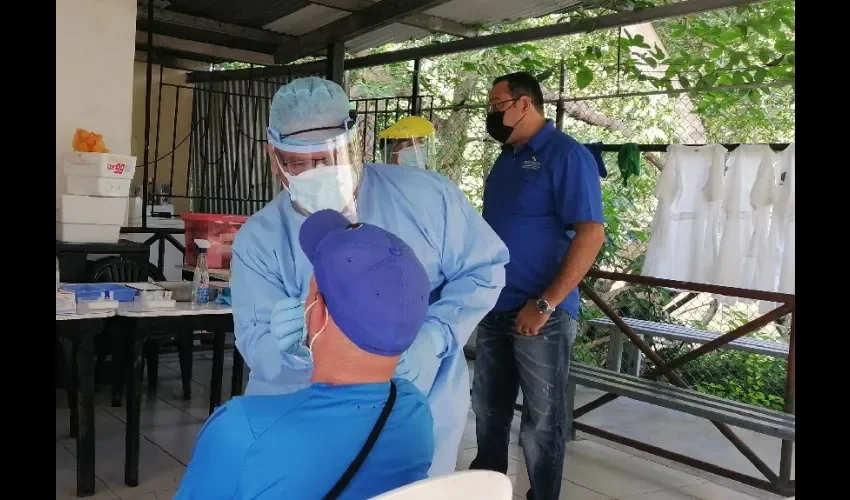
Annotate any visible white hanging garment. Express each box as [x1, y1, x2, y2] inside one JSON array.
[[642, 144, 726, 284], [714, 145, 776, 303], [750, 148, 780, 291], [758, 143, 795, 313], [777, 144, 796, 294]]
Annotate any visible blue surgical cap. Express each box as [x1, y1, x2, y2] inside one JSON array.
[[268, 77, 351, 141]]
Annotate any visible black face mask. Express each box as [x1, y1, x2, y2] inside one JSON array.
[[486, 111, 514, 144], [486, 100, 527, 144]]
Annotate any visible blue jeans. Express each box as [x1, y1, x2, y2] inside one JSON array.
[[470, 308, 576, 500]]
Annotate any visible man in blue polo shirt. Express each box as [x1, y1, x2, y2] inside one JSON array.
[[470, 72, 606, 500], [175, 209, 435, 500]]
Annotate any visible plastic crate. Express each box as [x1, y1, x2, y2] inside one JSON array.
[[181, 213, 248, 269]]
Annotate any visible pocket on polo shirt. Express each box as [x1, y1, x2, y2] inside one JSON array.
[[516, 176, 550, 215], [484, 170, 527, 215]]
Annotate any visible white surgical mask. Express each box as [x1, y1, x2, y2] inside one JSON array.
[[303, 298, 328, 361], [283, 164, 355, 215], [397, 146, 428, 169]]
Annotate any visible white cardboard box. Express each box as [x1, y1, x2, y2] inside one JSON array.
[[56, 291, 77, 315], [63, 152, 137, 180], [56, 194, 128, 226], [65, 175, 132, 197], [56, 221, 121, 244]]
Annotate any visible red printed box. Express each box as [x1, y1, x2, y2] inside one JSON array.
[[63, 152, 137, 180]]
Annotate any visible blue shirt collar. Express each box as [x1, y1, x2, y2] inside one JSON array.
[[504, 119, 556, 154]]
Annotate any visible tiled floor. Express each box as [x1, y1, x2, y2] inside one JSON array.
[[56, 351, 794, 500]]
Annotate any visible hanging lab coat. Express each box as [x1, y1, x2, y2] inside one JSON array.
[[230, 163, 509, 477], [642, 144, 726, 284], [713, 145, 776, 303]]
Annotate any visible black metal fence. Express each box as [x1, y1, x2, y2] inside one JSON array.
[[144, 76, 441, 217]]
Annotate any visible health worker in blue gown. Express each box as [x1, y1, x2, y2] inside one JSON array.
[[230, 77, 509, 477]]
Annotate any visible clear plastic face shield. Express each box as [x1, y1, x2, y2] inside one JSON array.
[[267, 111, 364, 221], [381, 137, 435, 170]]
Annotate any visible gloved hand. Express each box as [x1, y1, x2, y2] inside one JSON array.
[[394, 322, 446, 394], [271, 297, 309, 360]]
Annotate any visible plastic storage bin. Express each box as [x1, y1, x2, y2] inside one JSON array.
[[182, 213, 248, 269]]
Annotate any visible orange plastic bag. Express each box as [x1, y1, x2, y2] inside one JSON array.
[[72, 128, 110, 153]]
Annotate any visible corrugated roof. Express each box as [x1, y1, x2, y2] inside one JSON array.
[[425, 0, 583, 26], [261, 4, 349, 36], [151, 0, 590, 63], [258, 0, 583, 53]]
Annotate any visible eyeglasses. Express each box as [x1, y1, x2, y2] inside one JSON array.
[[273, 150, 332, 175], [487, 98, 519, 113]]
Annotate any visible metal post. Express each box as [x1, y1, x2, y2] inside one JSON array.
[[326, 41, 345, 85], [778, 309, 795, 489], [151, 64, 164, 208], [411, 58, 422, 115], [141, 0, 155, 229]]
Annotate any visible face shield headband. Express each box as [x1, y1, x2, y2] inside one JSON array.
[[267, 110, 358, 154]]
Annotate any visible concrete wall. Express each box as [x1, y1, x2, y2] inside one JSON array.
[[130, 62, 194, 216], [56, 0, 137, 203]]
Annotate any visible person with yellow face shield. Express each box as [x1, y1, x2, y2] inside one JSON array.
[[379, 116, 436, 170]]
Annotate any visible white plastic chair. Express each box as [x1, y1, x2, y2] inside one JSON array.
[[370, 470, 513, 499]]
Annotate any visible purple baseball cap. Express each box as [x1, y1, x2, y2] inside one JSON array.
[[299, 209, 430, 356]]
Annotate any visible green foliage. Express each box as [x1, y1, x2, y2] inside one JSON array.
[[595, 155, 658, 274], [554, 1, 795, 95], [349, 61, 413, 98], [663, 348, 787, 411], [213, 61, 255, 71]]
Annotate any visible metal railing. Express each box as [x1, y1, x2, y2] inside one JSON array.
[[572, 269, 795, 496]]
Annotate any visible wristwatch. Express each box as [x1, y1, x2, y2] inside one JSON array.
[[535, 297, 556, 314]]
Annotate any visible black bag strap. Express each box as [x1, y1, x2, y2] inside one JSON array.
[[322, 381, 398, 500]]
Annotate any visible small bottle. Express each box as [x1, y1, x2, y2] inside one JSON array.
[[192, 239, 211, 305], [56, 257, 61, 292]]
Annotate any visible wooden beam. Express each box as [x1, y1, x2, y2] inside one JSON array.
[[274, 0, 453, 64], [137, 7, 287, 44], [326, 42, 346, 84], [134, 50, 211, 72], [135, 32, 275, 65], [232, 0, 312, 28], [308, 0, 475, 37]]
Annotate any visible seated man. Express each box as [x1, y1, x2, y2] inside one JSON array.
[[176, 209, 435, 500]]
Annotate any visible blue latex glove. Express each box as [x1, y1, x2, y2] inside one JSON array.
[[394, 322, 446, 395], [271, 298, 309, 359]]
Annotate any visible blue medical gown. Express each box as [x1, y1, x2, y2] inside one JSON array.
[[230, 163, 509, 476]]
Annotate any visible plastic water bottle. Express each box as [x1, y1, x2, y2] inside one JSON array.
[[192, 239, 211, 305], [56, 257, 61, 292]]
